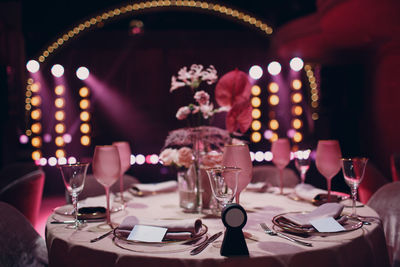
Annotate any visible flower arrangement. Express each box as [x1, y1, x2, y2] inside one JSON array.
[[160, 64, 253, 170]]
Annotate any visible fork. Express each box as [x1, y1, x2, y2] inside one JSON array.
[[260, 223, 312, 247]]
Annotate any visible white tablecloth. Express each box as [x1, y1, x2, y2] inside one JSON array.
[[46, 189, 390, 267]]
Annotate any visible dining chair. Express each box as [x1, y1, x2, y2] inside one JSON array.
[[0, 162, 45, 226], [358, 161, 390, 204], [367, 181, 400, 267], [390, 152, 400, 181], [252, 165, 299, 188], [73, 173, 139, 202], [0, 201, 48, 267]]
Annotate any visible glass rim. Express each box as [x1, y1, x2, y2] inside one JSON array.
[[224, 143, 247, 147], [57, 162, 90, 168], [205, 166, 241, 172], [341, 157, 368, 161]]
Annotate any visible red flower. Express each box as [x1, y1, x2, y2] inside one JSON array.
[[214, 69, 251, 108], [226, 101, 253, 133]]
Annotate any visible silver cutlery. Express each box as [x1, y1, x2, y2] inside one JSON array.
[[51, 220, 87, 224], [260, 223, 312, 247], [90, 229, 114, 243], [190, 231, 223, 255]]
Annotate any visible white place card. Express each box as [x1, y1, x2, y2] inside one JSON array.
[[127, 225, 168, 242], [310, 217, 346, 232]]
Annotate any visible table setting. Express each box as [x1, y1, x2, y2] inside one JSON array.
[[46, 64, 389, 267]]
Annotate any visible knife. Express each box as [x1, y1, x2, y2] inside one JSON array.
[[90, 229, 114, 243], [190, 231, 223, 255]]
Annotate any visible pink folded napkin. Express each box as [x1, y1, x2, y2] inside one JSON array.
[[130, 181, 178, 196], [283, 203, 344, 227], [116, 216, 203, 240], [294, 183, 327, 202]]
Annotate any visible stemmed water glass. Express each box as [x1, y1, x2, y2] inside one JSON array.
[[315, 140, 342, 202], [341, 157, 368, 217], [294, 150, 311, 184], [271, 138, 291, 194], [112, 141, 132, 205], [206, 166, 240, 209], [92, 145, 121, 229], [222, 144, 252, 204], [58, 162, 90, 229]]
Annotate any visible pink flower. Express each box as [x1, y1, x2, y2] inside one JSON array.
[[176, 106, 191, 120], [214, 69, 251, 108], [194, 90, 210, 105], [201, 151, 223, 168], [159, 148, 178, 166], [200, 103, 214, 119], [177, 147, 193, 168], [226, 101, 253, 133]]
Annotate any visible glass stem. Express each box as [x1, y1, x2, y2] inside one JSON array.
[[279, 169, 283, 194], [327, 179, 331, 202], [119, 175, 124, 203], [351, 186, 358, 216], [301, 173, 305, 184], [105, 186, 111, 226], [72, 193, 78, 229]]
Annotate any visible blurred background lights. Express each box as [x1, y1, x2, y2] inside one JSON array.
[[287, 129, 296, 138], [80, 135, 91, 146], [31, 96, 41, 106], [32, 150, 42, 161], [252, 108, 261, 119], [48, 157, 57, 166], [43, 133, 52, 143], [55, 123, 66, 134], [135, 154, 145, 165], [58, 157, 67, 165], [80, 99, 90, 109], [251, 85, 261, 96], [63, 133, 72, 143], [31, 109, 42, 120], [293, 132, 303, 142], [31, 136, 42, 147], [31, 123, 42, 134], [289, 57, 304, 71], [292, 93, 302, 103], [54, 85, 65, 95], [26, 60, 40, 73], [19, 135, 29, 144], [79, 87, 90, 97], [269, 95, 279, 105], [31, 83, 40, 93], [251, 97, 261, 107], [251, 132, 262, 143], [51, 64, 64, 77], [251, 120, 261, 131], [80, 123, 91, 134], [249, 65, 263, 80], [292, 106, 303, 116], [269, 119, 279, 130], [39, 158, 47, 166], [254, 151, 265, 162], [292, 79, 302, 90], [150, 154, 159, 164], [68, 157, 77, 164], [55, 110, 65, 121], [55, 136, 65, 146], [130, 155, 136, 165], [56, 149, 66, 158], [263, 129, 273, 139], [76, 67, 90, 80], [267, 61, 281, 75], [268, 82, 279, 93], [80, 111, 90, 121], [55, 98, 65, 108], [264, 151, 273, 161]]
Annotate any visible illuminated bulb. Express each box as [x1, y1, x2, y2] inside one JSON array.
[[287, 129, 296, 138], [292, 93, 302, 103], [292, 119, 302, 129], [251, 120, 261, 131], [292, 106, 303, 116], [26, 60, 40, 73], [251, 97, 261, 107], [251, 85, 261, 96], [292, 79, 302, 90], [263, 130, 273, 140], [31, 96, 41, 106], [265, 151, 273, 161], [31, 137, 42, 148], [270, 133, 278, 142], [54, 85, 65, 95], [80, 111, 90, 121], [79, 87, 90, 97], [55, 98, 65, 108], [48, 157, 57, 166], [68, 157, 77, 164], [55, 111, 65, 121], [31, 83, 40, 93], [80, 123, 91, 134], [31, 123, 42, 134], [249, 65, 263, 80], [81, 135, 91, 146], [58, 157, 67, 165], [251, 132, 261, 143], [252, 108, 261, 119], [51, 64, 64, 77], [269, 95, 279, 106], [63, 134, 72, 143], [254, 151, 265, 162], [80, 99, 90, 109], [135, 154, 145, 165], [130, 155, 136, 165], [55, 123, 65, 134], [289, 57, 304, 71], [43, 133, 52, 143], [19, 135, 29, 144], [150, 154, 159, 164], [76, 67, 90, 80], [31, 109, 42, 120], [32, 150, 42, 161], [267, 61, 281, 76], [269, 119, 279, 130], [56, 149, 66, 158], [39, 158, 47, 166], [268, 82, 279, 93], [55, 136, 65, 146], [293, 132, 303, 143]]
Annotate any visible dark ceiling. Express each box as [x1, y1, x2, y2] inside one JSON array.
[[21, 0, 316, 58]]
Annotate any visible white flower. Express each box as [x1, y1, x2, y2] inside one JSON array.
[[201, 65, 218, 84], [170, 76, 186, 92], [159, 148, 179, 166], [176, 106, 191, 120], [200, 103, 214, 119]]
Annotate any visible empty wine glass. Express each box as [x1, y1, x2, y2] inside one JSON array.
[[271, 138, 291, 194], [315, 140, 342, 202], [206, 166, 240, 209], [222, 144, 252, 204], [341, 157, 368, 217], [92, 145, 121, 229], [112, 141, 132, 205], [58, 162, 90, 229], [294, 150, 311, 184]]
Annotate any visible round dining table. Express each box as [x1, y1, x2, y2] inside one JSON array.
[[46, 187, 390, 267]]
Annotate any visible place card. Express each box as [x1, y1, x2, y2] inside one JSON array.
[[127, 225, 168, 242], [310, 217, 346, 232]]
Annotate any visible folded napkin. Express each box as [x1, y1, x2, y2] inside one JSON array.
[[116, 216, 203, 240], [294, 183, 327, 202], [283, 203, 344, 227], [131, 181, 178, 196], [246, 182, 270, 192]]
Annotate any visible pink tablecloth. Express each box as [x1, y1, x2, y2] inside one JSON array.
[[46, 190, 390, 267]]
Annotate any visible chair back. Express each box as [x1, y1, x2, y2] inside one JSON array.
[[390, 153, 400, 181], [0, 162, 45, 226], [358, 161, 390, 204], [0, 201, 48, 266], [252, 165, 299, 188], [367, 181, 400, 266]]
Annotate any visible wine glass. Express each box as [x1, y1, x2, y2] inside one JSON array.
[[341, 157, 368, 217], [271, 138, 291, 194], [206, 166, 240, 209], [112, 141, 132, 205], [315, 140, 342, 202], [92, 145, 121, 229], [58, 162, 90, 229], [222, 144, 252, 204], [294, 149, 311, 184]]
